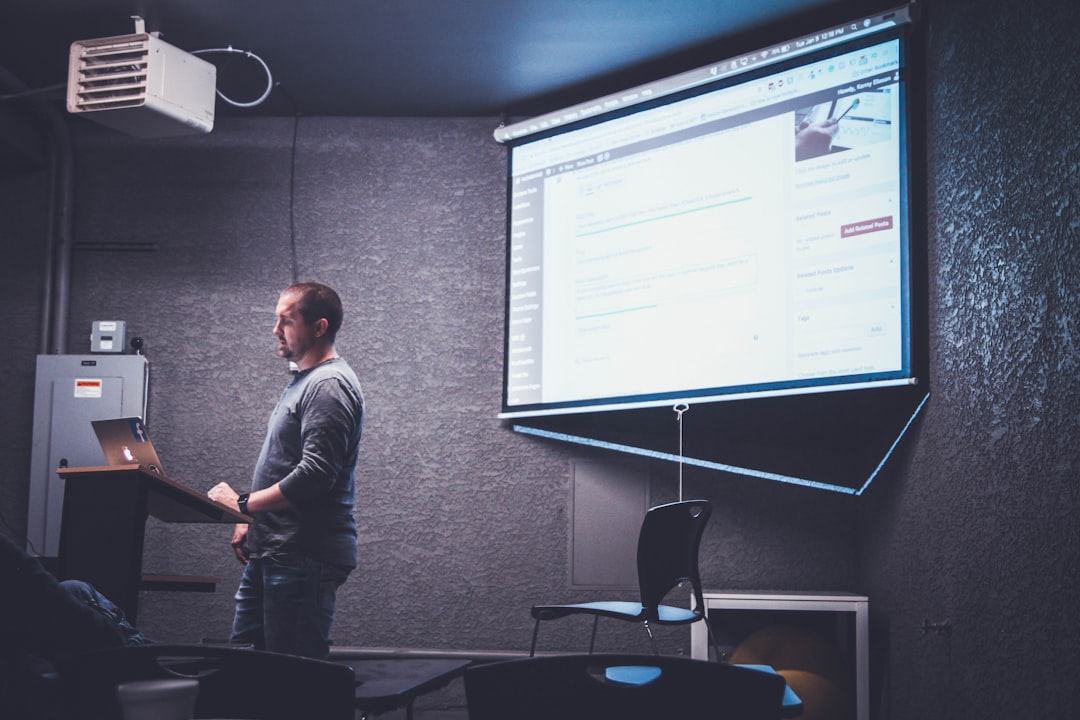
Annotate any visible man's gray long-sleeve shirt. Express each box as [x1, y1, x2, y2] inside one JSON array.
[[247, 357, 364, 568]]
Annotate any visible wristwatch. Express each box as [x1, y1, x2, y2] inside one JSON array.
[[237, 493, 251, 515]]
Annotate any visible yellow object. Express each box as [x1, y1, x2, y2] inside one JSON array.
[[730, 624, 849, 720]]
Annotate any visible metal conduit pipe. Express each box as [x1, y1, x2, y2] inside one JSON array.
[[0, 65, 74, 355], [48, 123, 74, 355]]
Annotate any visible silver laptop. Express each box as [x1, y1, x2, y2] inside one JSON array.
[[91, 417, 166, 475]]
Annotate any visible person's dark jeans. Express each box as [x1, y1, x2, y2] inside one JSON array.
[[58, 580, 151, 646], [230, 552, 349, 659]]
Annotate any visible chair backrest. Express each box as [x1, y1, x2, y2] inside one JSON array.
[[636, 499, 712, 622], [465, 653, 785, 720], [55, 644, 356, 720]]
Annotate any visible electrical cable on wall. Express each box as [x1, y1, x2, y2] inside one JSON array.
[[0, 509, 39, 556], [288, 114, 300, 283], [191, 46, 274, 108]]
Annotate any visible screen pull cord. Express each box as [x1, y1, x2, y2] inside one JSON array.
[[673, 403, 690, 501]]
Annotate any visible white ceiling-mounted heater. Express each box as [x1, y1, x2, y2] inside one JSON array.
[[66, 16, 216, 138]]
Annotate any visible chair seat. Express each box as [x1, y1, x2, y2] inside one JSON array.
[[531, 601, 698, 624], [466, 654, 787, 720]]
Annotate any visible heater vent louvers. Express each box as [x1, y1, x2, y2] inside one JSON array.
[[66, 30, 215, 138], [69, 36, 152, 112]]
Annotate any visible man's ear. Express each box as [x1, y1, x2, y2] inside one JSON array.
[[314, 318, 329, 338]]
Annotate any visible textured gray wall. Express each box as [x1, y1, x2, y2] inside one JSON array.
[[0, 165, 48, 543], [857, 0, 1080, 718], [1, 0, 1077, 717]]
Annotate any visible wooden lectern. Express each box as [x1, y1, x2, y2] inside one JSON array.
[[56, 464, 249, 622]]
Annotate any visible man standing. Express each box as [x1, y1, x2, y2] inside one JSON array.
[[209, 282, 364, 659]]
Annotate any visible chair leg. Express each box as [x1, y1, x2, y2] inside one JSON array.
[[702, 614, 722, 662], [588, 615, 600, 654], [530, 619, 541, 657], [642, 620, 660, 655]]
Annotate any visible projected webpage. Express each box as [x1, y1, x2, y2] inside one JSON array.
[[506, 38, 906, 411]]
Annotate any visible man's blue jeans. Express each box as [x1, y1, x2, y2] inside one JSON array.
[[230, 552, 350, 659]]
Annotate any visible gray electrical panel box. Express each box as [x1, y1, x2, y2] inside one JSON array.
[[27, 354, 149, 557]]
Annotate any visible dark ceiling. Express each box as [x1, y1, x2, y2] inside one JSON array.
[[0, 0, 901, 121]]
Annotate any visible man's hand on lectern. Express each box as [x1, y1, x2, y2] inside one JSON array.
[[208, 481, 239, 508]]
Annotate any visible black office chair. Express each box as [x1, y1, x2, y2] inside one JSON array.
[[465, 653, 787, 720], [530, 498, 721, 659], [55, 644, 356, 720]]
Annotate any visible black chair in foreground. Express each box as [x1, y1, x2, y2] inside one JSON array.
[[55, 644, 356, 720], [465, 653, 788, 720], [530, 498, 721, 659]]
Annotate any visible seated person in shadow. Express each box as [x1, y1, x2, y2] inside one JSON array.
[[1, 532, 151, 718]]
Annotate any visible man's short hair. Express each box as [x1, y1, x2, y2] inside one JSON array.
[[284, 282, 344, 343]]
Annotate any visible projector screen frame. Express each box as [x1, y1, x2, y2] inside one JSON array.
[[499, 3, 922, 421]]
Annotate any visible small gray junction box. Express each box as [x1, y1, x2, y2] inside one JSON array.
[[91, 320, 127, 353]]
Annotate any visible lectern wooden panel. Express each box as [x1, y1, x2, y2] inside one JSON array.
[[56, 465, 249, 622]]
